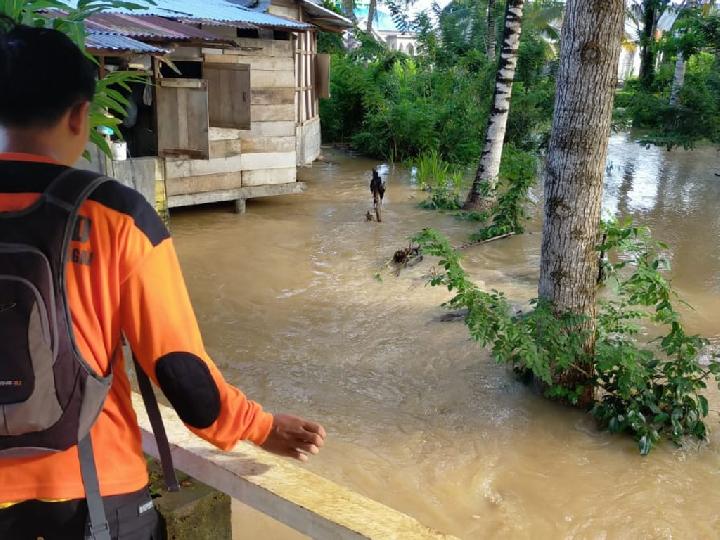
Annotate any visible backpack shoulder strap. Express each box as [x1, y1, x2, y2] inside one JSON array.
[[43, 168, 110, 214], [78, 434, 111, 540], [43, 168, 110, 268], [133, 351, 180, 492]]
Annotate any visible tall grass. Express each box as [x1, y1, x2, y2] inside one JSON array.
[[413, 151, 466, 210]]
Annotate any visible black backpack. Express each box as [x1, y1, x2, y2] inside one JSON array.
[[0, 168, 177, 540]]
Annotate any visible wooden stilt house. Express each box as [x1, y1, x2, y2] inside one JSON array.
[[81, 0, 351, 213]]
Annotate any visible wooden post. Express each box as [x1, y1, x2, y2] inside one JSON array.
[[99, 56, 107, 79]]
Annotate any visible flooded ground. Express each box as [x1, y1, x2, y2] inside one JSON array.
[[170, 133, 720, 539]]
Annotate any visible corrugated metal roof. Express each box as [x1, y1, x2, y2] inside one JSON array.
[[86, 33, 170, 54], [179, 11, 312, 30], [299, 0, 353, 28], [85, 13, 246, 40], [68, 0, 313, 30]]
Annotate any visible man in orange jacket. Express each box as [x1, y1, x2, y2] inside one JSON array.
[[0, 21, 325, 539]]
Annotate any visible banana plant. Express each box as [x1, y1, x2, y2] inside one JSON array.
[[0, 0, 151, 158]]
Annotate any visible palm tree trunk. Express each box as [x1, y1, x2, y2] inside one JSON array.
[[486, 0, 497, 60], [464, 0, 525, 211], [669, 0, 695, 105], [538, 0, 624, 406], [343, 0, 357, 23], [669, 51, 686, 105], [639, 0, 659, 89], [366, 0, 377, 33]]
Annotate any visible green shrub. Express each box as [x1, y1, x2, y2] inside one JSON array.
[[470, 146, 538, 241], [413, 220, 719, 455], [414, 151, 465, 211], [320, 28, 555, 164], [619, 53, 720, 148]]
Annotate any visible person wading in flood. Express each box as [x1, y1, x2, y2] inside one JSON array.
[[0, 21, 326, 540]]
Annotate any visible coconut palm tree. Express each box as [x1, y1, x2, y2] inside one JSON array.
[[539, 0, 624, 403], [367, 0, 378, 31], [668, 0, 718, 104], [464, 0, 526, 211], [486, 0, 497, 59]]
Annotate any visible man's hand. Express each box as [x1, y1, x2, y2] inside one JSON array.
[[260, 414, 326, 462]]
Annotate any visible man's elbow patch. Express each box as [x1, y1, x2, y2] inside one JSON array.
[[155, 352, 221, 429]]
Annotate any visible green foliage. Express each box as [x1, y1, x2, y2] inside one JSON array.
[[661, 6, 720, 58], [414, 151, 465, 210], [413, 220, 720, 455], [318, 1, 345, 54], [320, 0, 559, 164], [593, 220, 718, 454], [90, 71, 147, 157], [621, 53, 720, 149], [347, 55, 494, 163], [618, 6, 720, 148], [0, 0, 149, 158], [471, 145, 537, 241], [435, 0, 489, 65], [319, 54, 373, 143], [506, 79, 555, 150], [413, 227, 591, 391]]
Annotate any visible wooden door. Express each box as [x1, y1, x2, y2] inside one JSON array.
[[204, 63, 251, 130], [156, 79, 209, 159]]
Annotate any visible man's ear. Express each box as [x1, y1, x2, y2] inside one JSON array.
[[67, 101, 91, 135]]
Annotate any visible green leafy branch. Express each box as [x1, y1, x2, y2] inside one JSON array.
[[413, 220, 720, 455]]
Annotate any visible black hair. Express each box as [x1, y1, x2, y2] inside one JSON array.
[[0, 17, 96, 128]]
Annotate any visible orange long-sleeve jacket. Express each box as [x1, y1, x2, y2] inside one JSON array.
[[0, 153, 273, 502]]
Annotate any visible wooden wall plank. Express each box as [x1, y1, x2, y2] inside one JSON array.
[[166, 172, 243, 196], [240, 136, 295, 153], [157, 86, 179, 154], [252, 104, 295, 122], [209, 138, 242, 158], [219, 39, 294, 57], [202, 55, 294, 73], [252, 70, 295, 88], [242, 167, 296, 187], [296, 116, 321, 165], [251, 88, 295, 105], [247, 121, 296, 137], [316, 54, 331, 99], [209, 127, 243, 141], [165, 154, 244, 179], [240, 151, 297, 171], [159, 79, 205, 89]]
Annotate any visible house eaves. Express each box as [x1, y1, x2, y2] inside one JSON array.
[[85, 13, 242, 42], [85, 33, 170, 54]]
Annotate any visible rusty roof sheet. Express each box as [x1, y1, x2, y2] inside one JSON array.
[[86, 33, 170, 54], [85, 13, 246, 41]]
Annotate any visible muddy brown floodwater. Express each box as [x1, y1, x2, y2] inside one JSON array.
[[170, 133, 720, 539]]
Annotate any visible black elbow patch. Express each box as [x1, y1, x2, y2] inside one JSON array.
[[155, 352, 221, 429]]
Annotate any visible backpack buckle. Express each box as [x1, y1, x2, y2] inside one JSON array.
[[87, 520, 110, 540]]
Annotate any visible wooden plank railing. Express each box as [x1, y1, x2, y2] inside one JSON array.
[[132, 394, 458, 540]]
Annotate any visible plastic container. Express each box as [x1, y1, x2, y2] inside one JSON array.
[[111, 141, 127, 161]]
